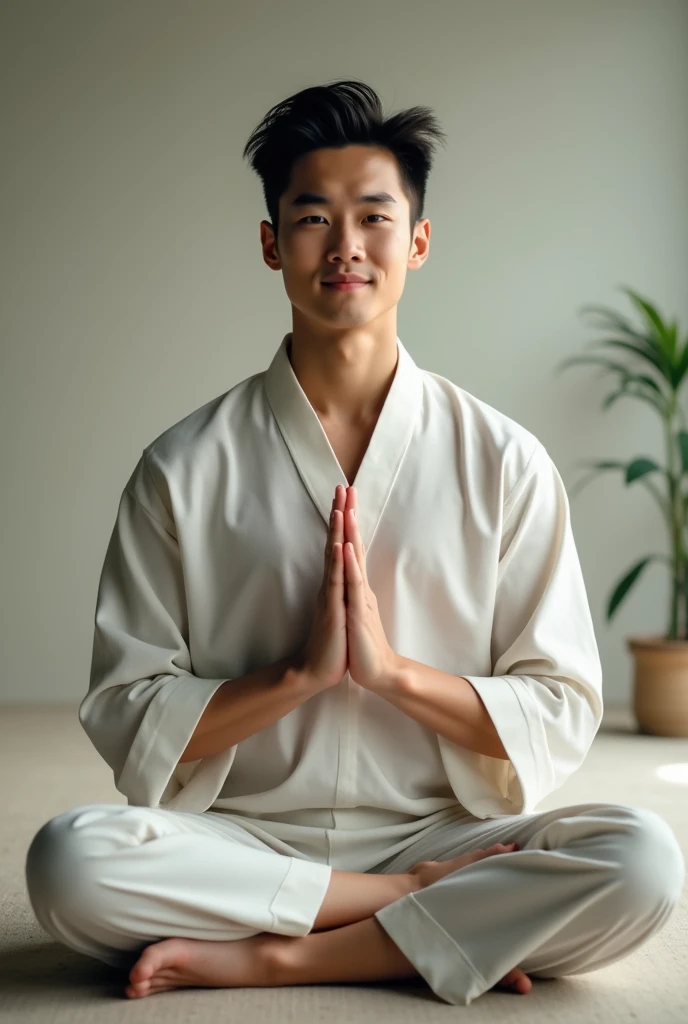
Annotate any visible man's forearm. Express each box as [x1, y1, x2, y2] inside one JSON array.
[[180, 655, 316, 763], [376, 656, 509, 760]]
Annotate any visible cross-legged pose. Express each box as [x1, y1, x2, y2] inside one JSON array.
[[25, 79, 684, 1006]]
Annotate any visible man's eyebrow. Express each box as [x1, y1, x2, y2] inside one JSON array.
[[289, 191, 398, 207]]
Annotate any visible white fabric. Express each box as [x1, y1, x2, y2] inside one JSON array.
[[79, 332, 603, 819], [25, 800, 684, 1006]]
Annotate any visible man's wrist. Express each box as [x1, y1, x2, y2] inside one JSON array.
[[282, 653, 412, 697], [282, 656, 325, 696], [376, 653, 413, 695]]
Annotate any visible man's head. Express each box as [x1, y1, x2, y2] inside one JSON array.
[[243, 80, 446, 332]]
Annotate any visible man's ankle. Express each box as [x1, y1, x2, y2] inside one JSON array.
[[401, 870, 423, 896]]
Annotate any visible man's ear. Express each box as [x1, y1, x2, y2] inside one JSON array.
[[260, 220, 282, 272], [408, 217, 431, 271]]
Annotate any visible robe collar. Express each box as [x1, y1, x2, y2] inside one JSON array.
[[264, 331, 423, 550]]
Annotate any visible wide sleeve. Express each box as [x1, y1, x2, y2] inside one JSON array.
[[442, 440, 604, 818], [78, 452, 238, 810]]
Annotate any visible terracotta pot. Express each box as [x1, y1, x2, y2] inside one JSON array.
[[627, 636, 688, 737]]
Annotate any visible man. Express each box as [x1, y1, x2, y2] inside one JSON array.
[[25, 79, 684, 1006]]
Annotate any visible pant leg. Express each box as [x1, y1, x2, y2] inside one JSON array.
[[25, 803, 333, 968], [373, 802, 685, 1006]]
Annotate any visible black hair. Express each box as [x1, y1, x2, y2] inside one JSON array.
[[242, 79, 447, 246]]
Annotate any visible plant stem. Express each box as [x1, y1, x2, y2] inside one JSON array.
[[665, 394, 685, 639]]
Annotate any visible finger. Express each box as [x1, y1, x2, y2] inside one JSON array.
[[335, 484, 346, 517], [330, 504, 345, 587], [345, 494, 368, 584], [324, 491, 344, 561], [329, 541, 343, 593], [346, 508, 368, 581], [326, 511, 338, 569], [344, 541, 364, 604], [337, 510, 349, 603], [324, 505, 335, 575]]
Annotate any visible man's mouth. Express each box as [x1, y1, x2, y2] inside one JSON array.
[[322, 282, 370, 291]]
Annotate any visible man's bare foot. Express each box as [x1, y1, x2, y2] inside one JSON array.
[[124, 932, 283, 999], [407, 841, 519, 889], [124, 929, 532, 1000], [124, 843, 531, 999], [494, 966, 533, 994]]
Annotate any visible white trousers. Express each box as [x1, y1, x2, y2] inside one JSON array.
[[25, 799, 684, 1006]]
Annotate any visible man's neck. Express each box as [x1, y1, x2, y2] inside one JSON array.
[[287, 325, 399, 426]]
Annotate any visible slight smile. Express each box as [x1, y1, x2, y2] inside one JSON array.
[[322, 282, 370, 291]]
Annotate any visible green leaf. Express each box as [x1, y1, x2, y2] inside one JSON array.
[[601, 382, 665, 415], [579, 304, 658, 349], [555, 354, 633, 376], [589, 338, 672, 383], [577, 460, 628, 469], [602, 390, 623, 410], [625, 457, 660, 484], [673, 338, 688, 389], [626, 373, 664, 394], [679, 431, 688, 475], [555, 355, 665, 397], [580, 303, 672, 375], [606, 557, 655, 620], [568, 460, 670, 520], [667, 318, 679, 358], [568, 459, 626, 499], [620, 288, 674, 357]]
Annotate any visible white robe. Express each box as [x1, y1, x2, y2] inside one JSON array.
[[79, 333, 603, 821]]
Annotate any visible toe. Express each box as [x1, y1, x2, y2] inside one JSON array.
[[130, 938, 179, 983], [510, 969, 532, 994], [147, 978, 179, 995], [125, 982, 147, 999], [497, 967, 532, 994], [129, 956, 154, 984]]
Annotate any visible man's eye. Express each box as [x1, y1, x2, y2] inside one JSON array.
[[299, 215, 387, 224]]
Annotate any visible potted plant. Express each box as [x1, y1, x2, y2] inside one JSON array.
[[556, 286, 688, 737]]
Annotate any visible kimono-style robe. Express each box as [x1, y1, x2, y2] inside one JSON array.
[[79, 332, 603, 821]]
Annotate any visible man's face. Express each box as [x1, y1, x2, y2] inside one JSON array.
[[260, 145, 430, 330]]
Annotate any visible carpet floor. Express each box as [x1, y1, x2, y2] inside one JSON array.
[[1, 704, 685, 1022]]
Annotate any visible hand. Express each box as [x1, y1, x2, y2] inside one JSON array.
[[342, 485, 399, 691], [296, 485, 348, 692]]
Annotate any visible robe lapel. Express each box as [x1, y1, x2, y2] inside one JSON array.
[[264, 332, 423, 551]]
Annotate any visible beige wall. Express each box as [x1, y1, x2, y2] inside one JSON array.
[[2, 0, 687, 706]]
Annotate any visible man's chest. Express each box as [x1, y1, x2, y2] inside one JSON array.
[[320, 420, 377, 488], [182, 436, 497, 635]]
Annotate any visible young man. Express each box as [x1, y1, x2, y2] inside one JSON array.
[[25, 79, 684, 1006]]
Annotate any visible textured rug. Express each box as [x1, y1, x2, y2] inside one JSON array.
[[1, 704, 685, 1022]]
